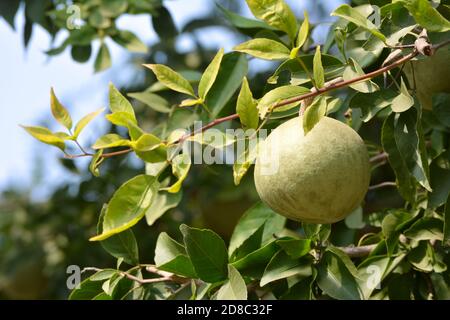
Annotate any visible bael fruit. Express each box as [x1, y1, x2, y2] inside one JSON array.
[[254, 116, 370, 224], [403, 48, 450, 110]]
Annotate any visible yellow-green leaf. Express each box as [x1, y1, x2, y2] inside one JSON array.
[[180, 98, 202, 107], [234, 38, 291, 61], [296, 11, 309, 49], [50, 88, 72, 130], [331, 4, 386, 41], [236, 77, 258, 129], [109, 83, 136, 120], [343, 58, 380, 93], [198, 48, 224, 100], [73, 108, 105, 138], [92, 134, 131, 149], [105, 111, 137, 127], [95, 42, 111, 73], [131, 133, 164, 152], [313, 46, 325, 88], [391, 78, 414, 113], [245, 0, 298, 42], [144, 64, 196, 97], [303, 97, 328, 135], [21, 125, 66, 151], [167, 153, 191, 193], [257, 85, 309, 118], [89, 149, 104, 177], [90, 175, 159, 241]]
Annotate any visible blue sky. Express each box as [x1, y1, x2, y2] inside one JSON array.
[[0, 0, 343, 199]]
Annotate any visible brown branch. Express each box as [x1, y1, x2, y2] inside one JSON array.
[[82, 265, 189, 285], [65, 39, 450, 160], [339, 244, 377, 258]]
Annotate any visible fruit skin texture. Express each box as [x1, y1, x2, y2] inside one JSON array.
[[403, 48, 450, 110], [254, 116, 370, 224]]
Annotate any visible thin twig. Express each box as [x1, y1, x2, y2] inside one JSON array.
[[338, 244, 377, 258], [370, 152, 388, 163], [368, 181, 397, 190], [64, 148, 132, 159]]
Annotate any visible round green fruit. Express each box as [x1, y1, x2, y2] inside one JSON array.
[[254, 116, 370, 224], [403, 48, 450, 110]]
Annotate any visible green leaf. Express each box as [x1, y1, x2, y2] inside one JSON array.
[[257, 85, 309, 118], [391, 78, 414, 113], [281, 274, 316, 299], [303, 97, 328, 135], [217, 265, 248, 300], [231, 240, 280, 277], [94, 42, 111, 73], [233, 38, 291, 60], [145, 190, 182, 226], [144, 64, 196, 97], [313, 46, 325, 88], [92, 134, 131, 149], [205, 52, 248, 117], [73, 108, 105, 138], [396, 0, 450, 32], [404, 217, 443, 242], [233, 140, 259, 186], [89, 150, 104, 177], [296, 11, 309, 49], [166, 153, 191, 193], [127, 92, 171, 113], [180, 225, 228, 283], [445, 195, 450, 246], [71, 45, 92, 63], [276, 239, 311, 259], [111, 30, 147, 53], [317, 250, 363, 300], [394, 107, 431, 191], [245, 0, 298, 42], [109, 83, 136, 119], [101, 230, 139, 266], [331, 4, 386, 41], [154, 232, 196, 278], [343, 58, 380, 93], [382, 114, 416, 202], [428, 150, 450, 208], [0, 0, 20, 29], [229, 202, 285, 257], [270, 54, 344, 86], [50, 88, 72, 129], [90, 175, 159, 241], [217, 3, 276, 33], [236, 77, 258, 129], [69, 277, 104, 300], [90, 269, 118, 282], [151, 5, 178, 40], [198, 48, 224, 100], [105, 111, 137, 128], [260, 250, 312, 287], [349, 90, 397, 122], [21, 125, 65, 151], [131, 133, 163, 152]]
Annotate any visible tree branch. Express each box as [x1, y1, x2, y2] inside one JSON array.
[[338, 244, 377, 258], [368, 181, 397, 190], [65, 39, 450, 160]]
